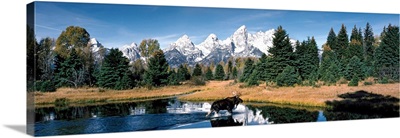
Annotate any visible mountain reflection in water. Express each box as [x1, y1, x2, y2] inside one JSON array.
[[34, 98, 323, 136]]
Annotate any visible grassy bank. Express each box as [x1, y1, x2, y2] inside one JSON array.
[[34, 80, 399, 108], [34, 85, 201, 106], [178, 80, 400, 107]]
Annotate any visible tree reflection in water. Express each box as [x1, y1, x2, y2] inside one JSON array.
[[324, 90, 399, 120]]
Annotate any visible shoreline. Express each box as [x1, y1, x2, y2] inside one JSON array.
[[33, 81, 400, 108]]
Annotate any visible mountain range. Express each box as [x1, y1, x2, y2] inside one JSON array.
[[91, 25, 296, 67]]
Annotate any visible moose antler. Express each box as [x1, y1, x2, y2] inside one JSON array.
[[232, 91, 242, 97]]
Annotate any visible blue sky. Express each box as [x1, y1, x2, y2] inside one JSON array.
[[35, 2, 399, 49]]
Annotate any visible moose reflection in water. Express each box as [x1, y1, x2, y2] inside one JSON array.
[[210, 116, 243, 127]]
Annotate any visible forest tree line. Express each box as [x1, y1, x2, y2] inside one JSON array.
[[27, 23, 399, 92]]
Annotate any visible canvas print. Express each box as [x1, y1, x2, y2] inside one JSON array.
[[26, 1, 399, 137]]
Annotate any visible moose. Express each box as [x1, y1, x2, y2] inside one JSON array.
[[206, 91, 243, 117]]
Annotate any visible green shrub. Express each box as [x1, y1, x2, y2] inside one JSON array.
[[40, 80, 56, 92], [348, 77, 359, 86], [379, 77, 389, 84], [363, 81, 373, 86], [34, 80, 56, 92], [189, 76, 206, 86]]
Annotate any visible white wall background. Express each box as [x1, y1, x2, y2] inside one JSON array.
[[0, 0, 399, 138]]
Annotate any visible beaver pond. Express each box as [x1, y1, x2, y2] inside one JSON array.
[[34, 91, 399, 136]]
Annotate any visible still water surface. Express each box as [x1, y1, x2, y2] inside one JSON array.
[[35, 97, 391, 136]]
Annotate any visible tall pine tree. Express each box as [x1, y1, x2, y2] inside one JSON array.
[[177, 64, 191, 82], [54, 48, 85, 88], [350, 25, 362, 42], [214, 64, 225, 81], [344, 56, 364, 81], [205, 66, 213, 80], [337, 24, 349, 60], [327, 28, 338, 54], [363, 23, 376, 77], [192, 63, 202, 76], [348, 25, 364, 60], [374, 24, 399, 81], [255, 53, 269, 81], [276, 66, 299, 87], [232, 67, 238, 79], [239, 58, 254, 82], [144, 50, 170, 87], [96, 48, 133, 90], [268, 26, 294, 81], [296, 37, 319, 81]]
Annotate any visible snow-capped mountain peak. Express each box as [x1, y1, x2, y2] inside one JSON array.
[[175, 34, 192, 45], [234, 25, 248, 35], [89, 38, 102, 52], [231, 25, 249, 53], [166, 34, 203, 64], [117, 25, 296, 67], [206, 33, 218, 41], [119, 42, 140, 63], [197, 33, 222, 57]]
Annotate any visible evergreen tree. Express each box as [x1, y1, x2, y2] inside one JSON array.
[[54, 49, 85, 88], [177, 64, 191, 82], [344, 56, 364, 81], [255, 53, 269, 81], [246, 70, 259, 86], [205, 67, 213, 80], [239, 58, 254, 82], [348, 40, 363, 61], [267, 26, 294, 81], [168, 70, 180, 85], [192, 63, 202, 76], [358, 27, 364, 46], [227, 60, 233, 79], [214, 64, 225, 81], [348, 75, 359, 86], [374, 24, 399, 81], [319, 44, 341, 84], [276, 66, 299, 87], [115, 71, 134, 90], [296, 37, 319, 81], [322, 62, 340, 85], [53, 53, 65, 75], [327, 28, 338, 54], [350, 25, 362, 42], [348, 25, 364, 62], [232, 67, 238, 79], [144, 50, 170, 87], [337, 24, 349, 60], [96, 48, 133, 90], [363, 22, 375, 66]]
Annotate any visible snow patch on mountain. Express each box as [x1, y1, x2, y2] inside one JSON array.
[[119, 42, 141, 63]]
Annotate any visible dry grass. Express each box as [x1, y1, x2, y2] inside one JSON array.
[[179, 81, 400, 107], [34, 85, 201, 106], [35, 80, 399, 108]]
